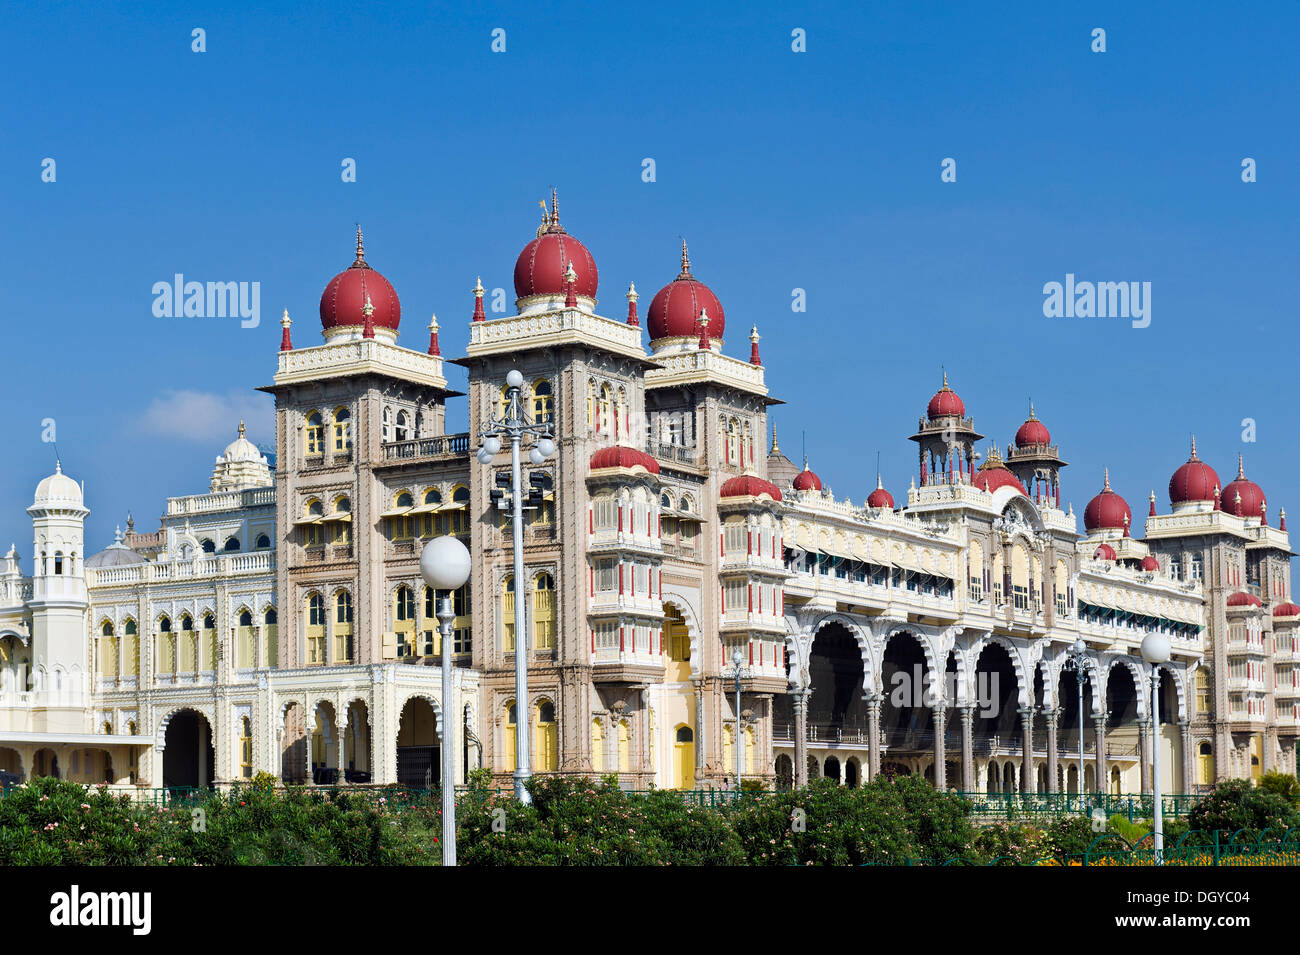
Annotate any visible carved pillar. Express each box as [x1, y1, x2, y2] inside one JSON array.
[[1138, 721, 1152, 794], [1180, 721, 1193, 794], [1044, 707, 1059, 793], [337, 704, 349, 786], [866, 695, 882, 780], [792, 689, 809, 788], [1094, 716, 1108, 793], [693, 680, 705, 777], [959, 705, 975, 791], [932, 706, 946, 790], [1019, 707, 1034, 794]]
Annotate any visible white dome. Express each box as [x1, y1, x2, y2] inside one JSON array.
[[33, 462, 83, 507], [219, 422, 265, 465]]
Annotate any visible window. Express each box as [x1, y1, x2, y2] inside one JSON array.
[[594, 495, 617, 531], [264, 607, 278, 667], [1169, 558, 1182, 581], [395, 410, 410, 441], [201, 539, 216, 554], [390, 491, 415, 540], [304, 498, 324, 547], [123, 619, 139, 677], [100, 621, 117, 679], [591, 718, 604, 772], [305, 411, 324, 456], [1191, 556, 1203, 581], [237, 609, 255, 668], [1196, 670, 1211, 714], [382, 406, 392, 442], [306, 593, 325, 665], [618, 720, 631, 772], [201, 613, 217, 670], [535, 701, 557, 772], [596, 560, 617, 594], [255, 534, 270, 549], [534, 573, 556, 650], [179, 615, 196, 671], [394, 586, 415, 657], [422, 488, 443, 537], [240, 717, 253, 778], [503, 701, 517, 773], [450, 486, 470, 535], [158, 616, 175, 675], [595, 621, 618, 650], [53, 552, 64, 575], [335, 591, 354, 663], [223, 537, 240, 552], [333, 407, 352, 452], [532, 379, 554, 423], [453, 584, 471, 654], [724, 580, 746, 612], [724, 521, 747, 554], [502, 575, 517, 652]]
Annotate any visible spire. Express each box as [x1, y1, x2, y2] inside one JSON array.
[[1189, 434, 1199, 461], [126, 512, 134, 534], [472, 276, 486, 322], [1213, 483, 1221, 511], [1103, 467, 1110, 491], [279, 309, 293, 351], [749, 325, 762, 365], [113, 525, 123, 545], [1149, 489, 1157, 517], [1028, 399, 1036, 420], [361, 294, 375, 339], [427, 313, 440, 356], [1281, 507, 1287, 532], [771, 424, 780, 454], [352, 225, 367, 268], [1261, 499, 1268, 526], [1237, 453, 1246, 479], [238, 420, 246, 439], [678, 238, 692, 279], [1123, 513, 1130, 538], [563, 260, 578, 308], [942, 369, 949, 390], [876, 473, 885, 491], [697, 308, 711, 351], [625, 282, 640, 326], [550, 187, 559, 227]]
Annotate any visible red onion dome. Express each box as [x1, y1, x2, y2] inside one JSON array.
[[1273, 601, 1300, 617], [1014, 403, 1050, 447], [319, 228, 401, 333], [720, 474, 782, 501], [867, 475, 895, 509], [972, 445, 1027, 494], [1084, 468, 1131, 532], [589, 445, 659, 474], [1168, 436, 1221, 505], [1226, 591, 1263, 608], [513, 192, 598, 301], [646, 240, 726, 342], [926, 372, 966, 420], [1221, 454, 1265, 518], [792, 459, 822, 492], [1140, 555, 1160, 571], [1092, 543, 1117, 561]]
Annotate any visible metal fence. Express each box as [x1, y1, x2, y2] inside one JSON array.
[[956, 791, 1201, 821]]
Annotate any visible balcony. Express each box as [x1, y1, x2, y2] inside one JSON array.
[[379, 433, 470, 464], [649, 443, 699, 467]]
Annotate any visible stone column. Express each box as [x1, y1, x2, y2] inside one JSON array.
[[959, 705, 975, 791], [693, 680, 705, 777], [866, 695, 882, 780], [792, 688, 809, 788], [1019, 707, 1034, 794], [1264, 727, 1277, 774], [337, 706, 349, 786], [1138, 721, 1152, 794], [1179, 722, 1194, 793], [1044, 707, 1059, 793], [932, 706, 946, 790], [1094, 716, 1108, 793]]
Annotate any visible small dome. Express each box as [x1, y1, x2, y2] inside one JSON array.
[[766, 428, 800, 490], [973, 445, 1027, 495], [87, 528, 147, 568], [514, 193, 598, 302], [1014, 404, 1050, 447], [33, 462, 83, 507], [867, 475, 895, 509], [219, 421, 264, 464], [1226, 591, 1263, 608], [319, 228, 401, 334], [1272, 601, 1300, 617], [1169, 437, 1221, 506], [792, 459, 822, 492], [926, 372, 965, 420], [646, 241, 725, 343], [1140, 555, 1160, 572], [589, 445, 659, 474], [719, 475, 782, 501], [1093, 543, 1117, 561], [1084, 469, 1131, 532], [1221, 454, 1265, 519]]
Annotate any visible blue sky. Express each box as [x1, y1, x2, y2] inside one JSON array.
[[2, 1, 1298, 558]]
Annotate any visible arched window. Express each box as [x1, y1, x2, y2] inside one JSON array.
[[223, 536, 240, 552], [240, 716, 253, 778], [305, 411, 324, 456], [332, 496, 351, 545], [100, 621, 117, 680], [123, 618, 139, 678], [255, 534, 270, 549], [390, 491, 414, 540], [599, 385, 612, 435], [502, 575, 517, 652], [102, 721, 113, 735], [450, 485, 470, 535], [201, 539, 216, 554], [264, 607, 278, 667], [535, 700, 558, 772], [127, 720, 137, 736], [53, 551, 64, 575], [306, 593, 325, 665], [533, 573, 556, 650], [591, 718, 604, 772], [157, 615, 175, 675], [452, 583, 471, 654], [395, 410, 410, 442], [237, 608, 255, 668], [673, 725, 695, 790], [1196, 669, 1211, 714], [333, 407, 352, 453], [499, 384, 512, 419], [532, 379, 554, 423], [618, 719, 631, 773], [382, 406, 392, 442], [533, 473, 554, 525], [503, 701, 517, 773], [335, 591, 354, 663]]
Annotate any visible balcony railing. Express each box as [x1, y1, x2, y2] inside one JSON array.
[[381, 433, 470, 461], [650, 443, 698, 466]]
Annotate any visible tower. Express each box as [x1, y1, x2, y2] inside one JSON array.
[[1005, 403, 1067, 508], [909, 373, 983, 485]]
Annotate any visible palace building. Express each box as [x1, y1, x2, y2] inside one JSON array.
[[0, 194, 1296, 795]]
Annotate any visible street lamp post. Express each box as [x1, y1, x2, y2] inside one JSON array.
[[477, 369, 555, 804], [1141, 633, 1171, 865], [1066, 637, 1088, 811], [729, 647, 749, 792], [419, 535, 472, 866]]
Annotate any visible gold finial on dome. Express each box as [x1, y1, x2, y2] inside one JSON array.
[[1238, 453, 1246, 479], [352, 225, 367, 268], [626, 281, 638, 302], [1190, 434, 1199, 460], [771, 424, 780, 454], [1103, 467, 1111, 490], [281, 308, 291, 328], [238, 420, 245, 439], [1028, 399, 1036, 420], [429, 313, 439, 332], [679, 238, 692, 278]]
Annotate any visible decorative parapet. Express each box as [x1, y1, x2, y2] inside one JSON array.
[[166, 486, 275, 516], [644, 348, 768, 397], [273, 339, 448, 389], [87, 552, 275, 588], [466, 308, 646, 362]]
